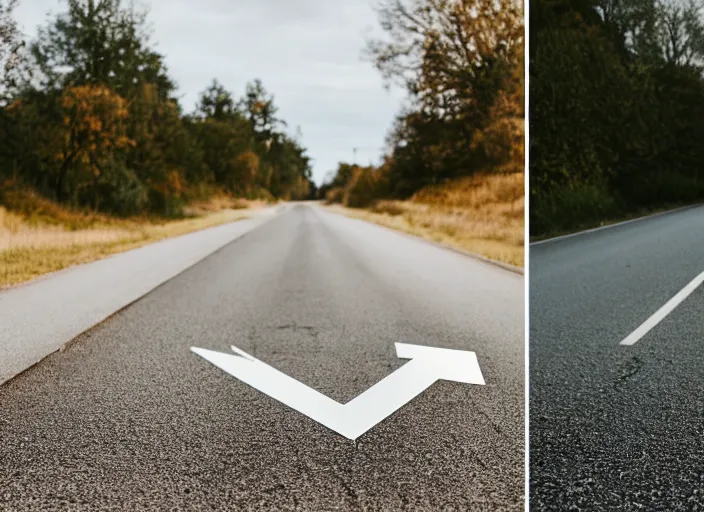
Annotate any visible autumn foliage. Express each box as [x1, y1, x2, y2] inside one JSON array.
[[0, 0, 313, 217], [58, 85, 133, 187], [321, 0, 524, 209]]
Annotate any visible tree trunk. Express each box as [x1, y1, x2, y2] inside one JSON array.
[[55, 151, 77, 202]]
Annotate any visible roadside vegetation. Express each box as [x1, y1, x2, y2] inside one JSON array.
[[0, 0, 525, 281], [531, 0, 704, 237], [319, 0, 525, 267], [0, 0, 314, 285], [0, 184, 264, 287], [0, 1, 314, 215], [328, 173, 524, 267]]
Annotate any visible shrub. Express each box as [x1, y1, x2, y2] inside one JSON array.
[[344, 167, 379, 208], [531, 182, 621, 235], [325, 187, 345, 204]]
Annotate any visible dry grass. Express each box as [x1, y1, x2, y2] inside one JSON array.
[[328, 173, 524, 267], [0, 190, 265, 288], [183, 195, 267, 215]]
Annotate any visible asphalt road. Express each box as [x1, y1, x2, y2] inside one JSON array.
[[530, 206, 704, 510], [0, 204, 524, 511]]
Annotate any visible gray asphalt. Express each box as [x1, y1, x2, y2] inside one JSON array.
[[530, 205, 704, 510], [0, 204, 524, 511]]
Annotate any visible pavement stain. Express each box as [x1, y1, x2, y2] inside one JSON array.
[[275, 324, 319, 336]]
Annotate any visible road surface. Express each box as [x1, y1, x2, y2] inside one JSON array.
[[0, 204, 524, 511], [530, 205, 704, 510]]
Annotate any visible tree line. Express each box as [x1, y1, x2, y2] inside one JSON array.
[[531, 0, 704, 234], [0, 0, 314, 217], [320, 0, 524, 207]]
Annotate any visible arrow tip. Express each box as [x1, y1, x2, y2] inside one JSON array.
[[395, 343, 485, 386]]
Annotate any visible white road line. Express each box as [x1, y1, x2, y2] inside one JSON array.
[[621, 270, 704, 346]]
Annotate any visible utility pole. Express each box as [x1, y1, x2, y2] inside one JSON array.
[[353, 147, 358, 165]]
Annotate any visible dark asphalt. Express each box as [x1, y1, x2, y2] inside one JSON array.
[[530, 206, 704, 510], [0, 204, 524, 511]]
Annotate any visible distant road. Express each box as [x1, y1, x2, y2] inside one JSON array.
[[0, 204, 524, 511], [530, 205, 704, 510]]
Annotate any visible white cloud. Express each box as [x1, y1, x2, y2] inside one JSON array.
[[13, 0, 406, 184]]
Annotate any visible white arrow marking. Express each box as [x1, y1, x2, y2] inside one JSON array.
[[191, 343, 485, 440]]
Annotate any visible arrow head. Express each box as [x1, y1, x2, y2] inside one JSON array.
[[395, 343, 485, 386]]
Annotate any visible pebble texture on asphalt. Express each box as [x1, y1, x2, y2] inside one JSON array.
[[0, 204, 524, 511], [530, 206, 704, 511]]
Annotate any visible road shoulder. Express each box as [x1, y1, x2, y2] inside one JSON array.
[[0, 208, 280, 385]]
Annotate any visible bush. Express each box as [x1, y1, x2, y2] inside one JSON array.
[[88, 160, 148, 216], [344, 167, 380, 208], [371, 200, 406, 216], [531, 182, 622, 235], [325, 187, 345, 204], [242, 186, 275, 202]]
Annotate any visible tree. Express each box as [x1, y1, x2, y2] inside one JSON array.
[[57, 83, 133, 205], [368, 0, 523, 125], [366, 0, 525, 198], [1, 89, 64, 187], [127, 82, 202, 215], [30, 0, 175, 100], [0, 1, 315, 217], [242, 79, 285, 143], [530, 0, 704, 234], [657, 0, 704, 66], [0, 0, 22, 101], [195, 79, 239, 121], [188, 81, 259, 194], [264, 134, 312, 199]]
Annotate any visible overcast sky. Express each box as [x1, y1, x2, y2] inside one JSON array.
[[13, 0, 406, 185]]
